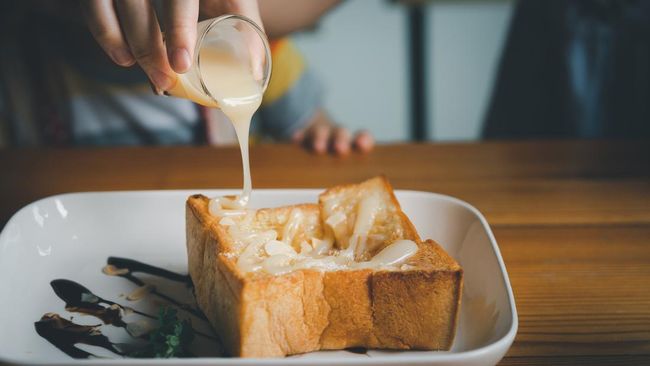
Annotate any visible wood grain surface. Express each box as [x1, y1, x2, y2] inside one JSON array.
[[1, 140, 648, 365]]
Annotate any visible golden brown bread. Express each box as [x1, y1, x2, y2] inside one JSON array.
[[185, 177, 463, 357]]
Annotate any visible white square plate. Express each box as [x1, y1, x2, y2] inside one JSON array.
[[0, 189, 517, 365]]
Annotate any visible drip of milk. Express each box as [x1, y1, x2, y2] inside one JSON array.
[[200, 46, 262, 206], [167, 29, 263, 209]]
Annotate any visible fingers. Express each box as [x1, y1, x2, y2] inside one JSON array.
[[309, 123, 330, 155], [332, 127, 351, 156], [83, 0, 198, 91], [292, 120, 329, 155], [114, 0, 175, 92], [80, 0, 135, 67], [294, 124, 372, 156], [353, 130, 375, 153], [160, 0, 199, 73], [293, 109, 374, 156]]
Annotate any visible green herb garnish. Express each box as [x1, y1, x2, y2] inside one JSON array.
[[130, 306, 195, 358]]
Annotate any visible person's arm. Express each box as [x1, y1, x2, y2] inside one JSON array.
[[258, 0, 342, 38]]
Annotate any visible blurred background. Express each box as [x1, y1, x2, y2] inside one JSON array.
[[293, 0, 650, 143], [1, 0, 649, 147], [293, 0, 513, 142]]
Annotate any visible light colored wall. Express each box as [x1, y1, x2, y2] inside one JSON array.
[[292, 0, 513, 142], [292, 1, 409, 141], [428, 1, 513, 141]]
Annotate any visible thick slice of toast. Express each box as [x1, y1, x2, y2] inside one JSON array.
[[186, 177, 463, 357]]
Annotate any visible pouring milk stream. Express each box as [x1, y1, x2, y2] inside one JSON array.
[[165, 15, 269, 210]]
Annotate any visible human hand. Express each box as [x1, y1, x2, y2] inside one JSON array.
[[79, 0, 262, 93], [292, 109, 374, 156]]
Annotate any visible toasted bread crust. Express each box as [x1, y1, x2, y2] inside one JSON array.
[[186, 188, 463, 357]]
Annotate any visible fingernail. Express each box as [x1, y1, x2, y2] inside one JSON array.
[[111, 48, 134, 66], [150, 70, 174, 91], [170, 48, 191, 73]]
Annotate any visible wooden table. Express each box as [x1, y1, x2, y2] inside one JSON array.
[[1, 140, 649, 365]]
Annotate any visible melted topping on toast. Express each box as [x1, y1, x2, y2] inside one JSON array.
[[233, 224, 418, 275], [210, 195, 418, 275]]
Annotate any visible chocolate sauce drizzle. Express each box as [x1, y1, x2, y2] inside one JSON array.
[[34, 314, 123, 358], [106, 257, 206, 320], [51, 279, 153, 326], [107, 257, 191, 283], [35, 257, 214, 359]]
